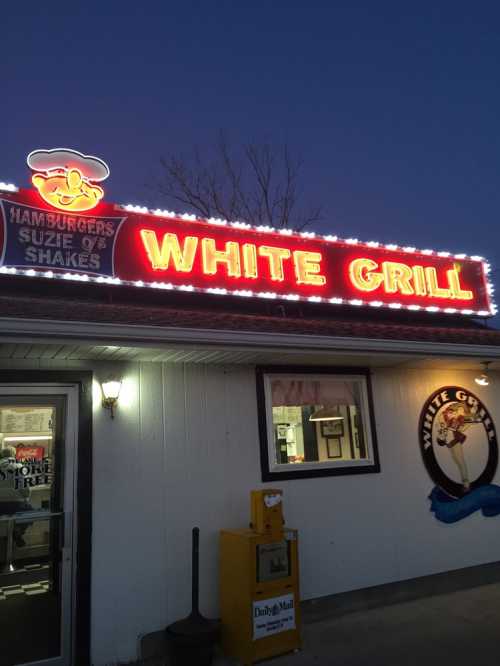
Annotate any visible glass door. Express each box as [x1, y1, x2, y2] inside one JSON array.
[[0, 387, 77, 666]]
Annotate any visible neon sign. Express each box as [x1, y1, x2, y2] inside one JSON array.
[[27, 148, 109, 212], [348, 258, 473, 301], [139, 230, 326, 287], [132, 227, 485, 309], [0, 155, 494, 317]]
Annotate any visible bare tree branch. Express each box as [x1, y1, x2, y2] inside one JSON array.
[[154, 134, 322, 230]]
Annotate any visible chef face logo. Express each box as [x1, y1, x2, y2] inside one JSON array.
[[419, 387, 498, 498], [27, 148, 110, 212]]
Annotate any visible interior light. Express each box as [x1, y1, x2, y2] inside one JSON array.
[[309, 407, 344, 422], [3, 435, 52, 442], [475, 361, 492, 387]]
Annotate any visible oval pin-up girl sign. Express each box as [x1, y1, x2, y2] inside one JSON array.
[[418, 386, 500, 522]]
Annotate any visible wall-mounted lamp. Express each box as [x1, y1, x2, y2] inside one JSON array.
[[101, 378, 122, 418], [309, 406, 344, 422], [475, 361, 492, 387]]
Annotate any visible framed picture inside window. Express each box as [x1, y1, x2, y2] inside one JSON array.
[[326, 438, 342, 459], [276, 424, 288, 439], [321, 420, 344, 438], [256, 366, 379, 481]]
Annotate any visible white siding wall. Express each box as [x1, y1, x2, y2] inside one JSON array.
[[93, 362, 500, 665], [2, 359, 500, 665]]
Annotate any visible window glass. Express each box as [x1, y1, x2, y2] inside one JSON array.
[[0, 404, 62, 665], [258, 371, 379, 480], [0, 406, 55, 514]]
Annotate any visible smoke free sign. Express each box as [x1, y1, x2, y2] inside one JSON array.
[[253, 593, 296, 640]]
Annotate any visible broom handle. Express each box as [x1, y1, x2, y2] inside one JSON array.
[[192, 527, 200, 614]]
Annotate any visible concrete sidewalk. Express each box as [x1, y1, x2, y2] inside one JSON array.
[[138, 580, 500, 666], [263, 582, 500, 666]]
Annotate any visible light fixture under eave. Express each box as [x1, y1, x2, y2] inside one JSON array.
[[309, 407, 344, 422], [475, 361, 492, 387], [101, 378, 122, 418]]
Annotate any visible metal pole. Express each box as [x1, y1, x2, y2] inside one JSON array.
[[2, 518, 15, 573], [192, 526, 200, 616]]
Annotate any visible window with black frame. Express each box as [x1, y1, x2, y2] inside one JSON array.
[[256, 368, 379, 481]]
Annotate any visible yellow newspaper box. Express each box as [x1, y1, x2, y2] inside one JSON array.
[[220, 490, 301, 665]]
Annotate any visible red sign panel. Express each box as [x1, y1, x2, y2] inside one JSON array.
[[0, 187, 494, 316], [16, 446, 45, 462]]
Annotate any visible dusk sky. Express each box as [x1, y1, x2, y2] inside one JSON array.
[[2, 2, 499, 280]]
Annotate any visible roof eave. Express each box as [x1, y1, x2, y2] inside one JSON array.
[[0, 316, 499, 360]]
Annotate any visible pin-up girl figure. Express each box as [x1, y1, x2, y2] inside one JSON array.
[[436, 402, 481, 491]]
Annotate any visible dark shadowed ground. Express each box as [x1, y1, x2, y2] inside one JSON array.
[[135, 581, 500, 665], [264, 582, 500, 666]]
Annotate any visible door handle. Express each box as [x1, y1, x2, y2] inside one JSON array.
[[58, 512, 66, 552], [61, 510, 73, 551], [61, 546, 72, 563]]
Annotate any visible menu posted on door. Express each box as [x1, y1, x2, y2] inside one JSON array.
[[252, 593, 296, 640]]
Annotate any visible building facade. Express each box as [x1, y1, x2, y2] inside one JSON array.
[[1, 154, 500, 665]]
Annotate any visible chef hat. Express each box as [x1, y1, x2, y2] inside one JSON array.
[[27, 148, 110, 182]]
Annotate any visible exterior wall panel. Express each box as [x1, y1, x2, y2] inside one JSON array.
[[1, 358, 499, 665]]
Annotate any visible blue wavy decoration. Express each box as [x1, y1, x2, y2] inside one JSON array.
[[429, 485, 500, 523]]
